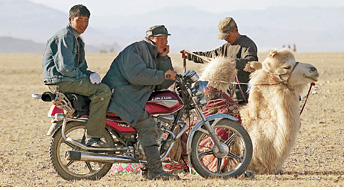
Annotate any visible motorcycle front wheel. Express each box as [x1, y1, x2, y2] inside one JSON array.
[[49, 121, 114, 180], [190, 119, 252, 178]]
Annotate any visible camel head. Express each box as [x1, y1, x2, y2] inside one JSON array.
[[262, 48, 319, 87]]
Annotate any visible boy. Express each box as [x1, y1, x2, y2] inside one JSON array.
[[42, 4, 111, 147]]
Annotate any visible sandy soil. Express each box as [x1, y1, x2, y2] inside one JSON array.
[[0, 52, 343, 187]]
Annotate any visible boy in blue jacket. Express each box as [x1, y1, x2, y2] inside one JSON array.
[[42, 4, 111, 147]]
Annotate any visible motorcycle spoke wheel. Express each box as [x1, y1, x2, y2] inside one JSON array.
[[49, 122, 114, 180], [65, 160, 74, 168], [191, 119, 252, 178], [198, 150, 214, 158]]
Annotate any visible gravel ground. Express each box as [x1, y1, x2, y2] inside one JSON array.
[[0, 52, 343, 187]]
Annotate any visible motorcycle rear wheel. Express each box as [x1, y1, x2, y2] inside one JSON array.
[[190, 119, 252, 178], [49, 121, 114, 180]]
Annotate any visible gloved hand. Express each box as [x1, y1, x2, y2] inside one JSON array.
[[90, 73, 101, 84]]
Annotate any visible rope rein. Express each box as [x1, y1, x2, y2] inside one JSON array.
[[182, 50, 211, 73], [184, 50, 212, 62], [300, 83, 315, 115], [235, 75, 248, 103]]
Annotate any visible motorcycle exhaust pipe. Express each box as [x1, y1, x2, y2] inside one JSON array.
[[65, 151, 137, 163]]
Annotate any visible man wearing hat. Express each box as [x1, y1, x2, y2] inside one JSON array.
[[102, 25, 178, 180], [182, 17, 258, 104]]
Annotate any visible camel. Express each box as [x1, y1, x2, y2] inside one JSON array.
[[200, 49, 319, 174]]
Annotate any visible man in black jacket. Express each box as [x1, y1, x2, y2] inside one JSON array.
[[182, 17, 258, 104]]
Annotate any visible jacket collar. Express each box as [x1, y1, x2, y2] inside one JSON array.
[[144, 38, 159, 58], [233, 35, 246, 44], [67, 25, 81, 38]]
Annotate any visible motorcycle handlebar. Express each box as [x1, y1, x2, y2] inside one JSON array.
[[32, 94, 42, 100], [41, 92, 56, 102], [32, 92, 56, 102]]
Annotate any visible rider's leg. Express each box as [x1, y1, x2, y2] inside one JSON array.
[[48, 78, 111, 139], [134, 111, 179, 180]]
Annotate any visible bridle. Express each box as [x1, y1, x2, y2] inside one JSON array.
[[279, 61, 299, 91], [254, 61, 315, 115], [254, 61, 300, 91]]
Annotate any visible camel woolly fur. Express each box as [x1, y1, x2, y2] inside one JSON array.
[[203, 49, 319, 174], [200, 57, 237, 93]]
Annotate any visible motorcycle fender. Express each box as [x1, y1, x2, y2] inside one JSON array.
[[46, 120, 62, 136], [185, 114, 239, 169]]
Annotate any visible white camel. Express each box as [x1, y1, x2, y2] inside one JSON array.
[[201, 49, 319, 174]]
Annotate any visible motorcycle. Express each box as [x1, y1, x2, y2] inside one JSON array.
[[32, 70, 253, 180]]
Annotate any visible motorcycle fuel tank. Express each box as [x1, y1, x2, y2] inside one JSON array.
[[145, 90, 183, 114]]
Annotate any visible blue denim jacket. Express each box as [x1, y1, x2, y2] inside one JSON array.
[[42, 25, 92, 85]]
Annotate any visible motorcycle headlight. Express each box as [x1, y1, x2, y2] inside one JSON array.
[[183, 70, 199, 83], [192, 81, 208, 93], [190, 73, 199, 83]]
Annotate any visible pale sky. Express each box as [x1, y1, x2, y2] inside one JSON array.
[[28, 0, 343, 16], [23, 0, 344, 52]]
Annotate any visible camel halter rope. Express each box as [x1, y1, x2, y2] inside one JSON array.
[[181, 51, 315, 115], [182, 50, 210, 72], [299, 82, 315, 115]]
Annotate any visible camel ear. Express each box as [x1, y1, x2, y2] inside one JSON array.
[[269, 49, 278, 57], [244, 61, 262, 72]]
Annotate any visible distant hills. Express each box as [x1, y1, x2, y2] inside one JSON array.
[[0, 36, 103, 53], [0, 0, 343, 53], [0, 36, 44, 53], [0, 0, 120, 53]]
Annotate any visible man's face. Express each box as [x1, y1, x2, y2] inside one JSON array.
[[225, 28, 238, 44], [69, 16, 89, 34], [150, 36, 168, 54]]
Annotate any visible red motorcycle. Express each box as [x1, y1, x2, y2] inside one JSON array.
[[32, 70, 253, 180]]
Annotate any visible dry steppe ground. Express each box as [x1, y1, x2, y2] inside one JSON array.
[[0, 52, 343, 187]]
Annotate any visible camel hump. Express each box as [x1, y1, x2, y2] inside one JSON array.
[[200, 56, 236, 93]]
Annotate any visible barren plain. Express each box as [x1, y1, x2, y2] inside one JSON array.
[[0, 52, 343, 187]]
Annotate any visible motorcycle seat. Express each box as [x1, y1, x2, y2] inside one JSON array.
[[106, 112, 123, 121], [107, 112, 118, 117]]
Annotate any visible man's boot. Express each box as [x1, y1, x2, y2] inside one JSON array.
[[143, 145, 180, 180], [140, 163, 148, 179]]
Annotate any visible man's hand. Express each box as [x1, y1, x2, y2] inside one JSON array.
[[90, 73, 101, 84], [180, 50, 188, 59], [160, 45, 170, 57], [164, 70, 176, 80]]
